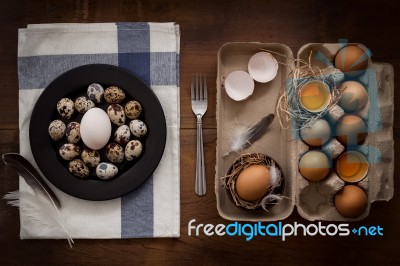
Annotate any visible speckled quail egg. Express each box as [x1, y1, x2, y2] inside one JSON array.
[[74, 96, 95, 114], [125, 140, 143, 161], [125, 100, 142, 119], [59, 143, 81, 160], [129, 119, 147, 137], [114, 125, 131, 145], [104, 86, 126, 103], [96, 162, 118, 179], [81, 149, 101, 167], [107, 104, 126, 126], [66, 122, 80, 144], [106, 143, 124, 164], [87, 83, 104, 103], [48, 119, 66, 141], [57, 98, 75, 119], [68, 159, 90, 178]]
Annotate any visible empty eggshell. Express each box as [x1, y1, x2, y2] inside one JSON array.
[[299, 150, 331, 182], [300, 119, 331, 146], [224, 70, 254, 101], [337, 81, 369, 113], [336, 151, 369, 183], [248, 52, 278, 83]]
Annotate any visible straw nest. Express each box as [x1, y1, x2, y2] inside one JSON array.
[[221, 153, 284, 211]]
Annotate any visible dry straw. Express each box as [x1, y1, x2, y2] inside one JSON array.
[[221, 153, 283, 211], [260, 49, 345, 131]]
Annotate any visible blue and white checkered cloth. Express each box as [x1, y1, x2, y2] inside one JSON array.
[[17, 23, 180, 238]]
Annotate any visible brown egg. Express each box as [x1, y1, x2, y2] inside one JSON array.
[[335, 185, 368, 218], [336, 115, 367, 146], [334, 45, 369, 74], [298, 151, 331, 182], [337, 81, 369, 113], [236, 165, 270, 201]]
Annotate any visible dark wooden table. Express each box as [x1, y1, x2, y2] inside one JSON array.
[[1, 0, 399, 265]]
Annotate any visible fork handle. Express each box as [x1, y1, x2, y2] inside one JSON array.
[[195, 114, 206, 196]]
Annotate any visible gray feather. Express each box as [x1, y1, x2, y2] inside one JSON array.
[[241, 114, 275, 150], [224, 114, 275, 156], [2, 153, 61, 210]]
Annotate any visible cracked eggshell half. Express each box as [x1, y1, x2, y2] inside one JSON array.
[[248, 52, 279, 83], [224, 70, 254, 101]]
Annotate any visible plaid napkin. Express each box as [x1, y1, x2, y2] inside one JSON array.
[[17, 23, 180, 238]]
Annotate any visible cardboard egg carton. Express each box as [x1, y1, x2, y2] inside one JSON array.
[[215, 42, 394, 222]]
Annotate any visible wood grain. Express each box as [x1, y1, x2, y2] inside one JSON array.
[[0, 0, 399, 265]]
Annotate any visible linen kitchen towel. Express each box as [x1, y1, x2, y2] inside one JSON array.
[[17, 22, 180, 238]]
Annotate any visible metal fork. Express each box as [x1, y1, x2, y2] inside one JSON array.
[[191, 73, 208, 196]]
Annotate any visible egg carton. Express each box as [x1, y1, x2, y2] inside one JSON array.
[[215, 42, 394, 222]]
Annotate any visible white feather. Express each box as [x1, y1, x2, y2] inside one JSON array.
[[260, 194, 283, 211], [4, 191, 73, 248]]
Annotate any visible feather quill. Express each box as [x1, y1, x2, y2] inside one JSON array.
[[4, 191, 74, 248], [2, 153, 61, 209], [2, 154, 73, 247], [224, 114, 275, 156]]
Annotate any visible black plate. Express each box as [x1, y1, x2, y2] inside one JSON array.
[[29, 64, 166, 200]]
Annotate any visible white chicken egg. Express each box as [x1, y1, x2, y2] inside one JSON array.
[[80, 107, 111, 150]]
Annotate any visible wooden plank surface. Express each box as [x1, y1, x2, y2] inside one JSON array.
[[0, 0, 399, 265]]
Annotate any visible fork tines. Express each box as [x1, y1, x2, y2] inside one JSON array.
[[191, 73, 207, 101]]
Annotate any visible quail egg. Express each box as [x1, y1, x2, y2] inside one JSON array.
[[107, 104, 126, 126], [68, 159, 90, 178], [81, 149, 101, 167], [96, 162, 118, 179], [125, 140, 143, 161], [104, 86, 126, 103], [48, 119, 66, 141], [114, 125, 131, 145], [57, 98, 75, 119], [74, 96, 95, 114], [125, 100, 142, 119], [87, 83, 104, 103], [106, 143, 124, 164], [59, 143, 81, 160], [66, 122, 80, 144], [129, 119, 147, 137]]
